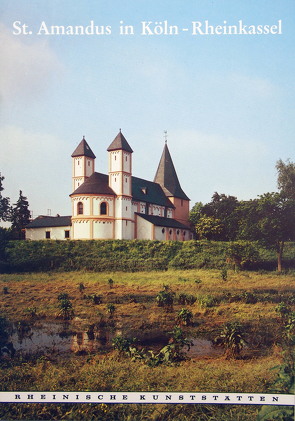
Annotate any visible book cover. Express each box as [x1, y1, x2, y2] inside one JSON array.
[[0, 1, 294, 420]]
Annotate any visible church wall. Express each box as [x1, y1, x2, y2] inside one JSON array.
[[136, 216, 153, 240], [150, 205, 164, 216], [169, 197, 190, 226], [109, 173, 121, 195], [114, 219, 133, 240], [85, 158, 94, 177], [109, 150, 131, 174], [26, 226, 71, 241], [123, 174, 131, 196], [109, 151, 120, 172], [92, 197, 114, 217], [154, 226, 166, 241], [72, 219, 91, 239], [93, 220, 113, 239], [72, 197, 91, 216], [123, 152, 131, 173], [73, 157, 84, 177]]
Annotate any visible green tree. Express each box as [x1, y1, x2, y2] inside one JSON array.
[[195, 215, 223, 240], [189, 201, 203, 225], [11, 190, 31, 239], [276, 159, 295, 200], [0, 175, 11, 222], [201, 192, 240, 240], [238, 193, 295, 272]]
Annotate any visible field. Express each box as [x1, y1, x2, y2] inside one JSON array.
[[0, 268, 294, 420]]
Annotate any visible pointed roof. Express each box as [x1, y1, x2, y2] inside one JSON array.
[[107, 130, 133, 153], [154, 144, 189, 200], [71, 137, 96, 158]]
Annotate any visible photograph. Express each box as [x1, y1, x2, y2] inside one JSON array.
[[0, 1, 294, 420]]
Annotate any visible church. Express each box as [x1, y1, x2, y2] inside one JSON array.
[[26, 131, 192, 241]]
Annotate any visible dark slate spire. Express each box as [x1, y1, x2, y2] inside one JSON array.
[[71, 137, 96, 158], [154, 144, 189, 200], [107, 130, 133, 153]]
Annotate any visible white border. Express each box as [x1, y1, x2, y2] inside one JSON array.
[[1, 392, 294, 405]]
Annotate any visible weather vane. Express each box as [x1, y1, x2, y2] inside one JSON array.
[[164, 130, 168, 144]]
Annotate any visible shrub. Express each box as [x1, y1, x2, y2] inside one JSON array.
[[106, 303, 116, 317], [226, 241, 259, 270], [156, 287, 175, 311], [178, 293, 196, 305], [78, 283, 85, 293], [87, 294, 102, 305], [198, 294, 217, 308], [220, 268, 228, 281], [275, 302, 291, 319], [176, 308, 193, 326], [24, 307, 38, 319], [57, 293, 70, 301], [57, 298, 74, 320], [112, 335, 137, 355], [2, 286, 9, 294], [214, 322, 247, 358]]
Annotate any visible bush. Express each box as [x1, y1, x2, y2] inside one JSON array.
[[4, 240, 295, 273], [176, 308, 193, 326], [178, 293, 196, 305], [156, 287, 175, 311], [198, 294, 217, 308]]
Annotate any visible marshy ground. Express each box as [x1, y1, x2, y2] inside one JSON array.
[[0, 269, 294, 420]]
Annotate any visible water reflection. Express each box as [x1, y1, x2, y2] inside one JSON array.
[[2, 322, 223, 358]]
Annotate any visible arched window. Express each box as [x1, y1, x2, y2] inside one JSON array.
[[100, 202, 107, 215], [77, 202, 83, 215]]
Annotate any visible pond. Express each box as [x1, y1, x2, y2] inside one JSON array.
[[2, 322, 223, 358]]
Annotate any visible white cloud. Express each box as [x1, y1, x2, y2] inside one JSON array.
[[0, 23, 63, 104]]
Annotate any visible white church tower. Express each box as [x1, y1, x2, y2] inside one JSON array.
[[107, 130, 134, 239], [71, 137, 96, 191]]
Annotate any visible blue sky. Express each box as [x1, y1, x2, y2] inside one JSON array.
[[1, 0, 294, 219]]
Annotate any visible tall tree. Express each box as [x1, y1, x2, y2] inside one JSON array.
[[238, 192, 295, 272], [11, 191, 31, 239], [200, 193, 240, 240], [276, 159, 295, 200], [195, 215, 223, 240], [0, 174, 11, 222], [189, 201, 203, 225]]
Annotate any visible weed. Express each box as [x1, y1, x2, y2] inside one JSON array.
[[178, 277, 189, 282], [86, 294, 102, 305], [176, 308, 193, 326], [2, 286, 9, 295], [275, 302, 291, 319], [178, 293, 196, 305], [108, 278, 114, 289], [57, 298, 74, 320], [112, 335, 137, 355], [24, 307, 38, 319], [57, 293, 70, 301], [214, 322, 247, 358], [78, 283, 85, 293], [106, 303, 116, 317], [198, 294, 217, 308], [156, 287, 175, 311], [221, 268, 228, 281]]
